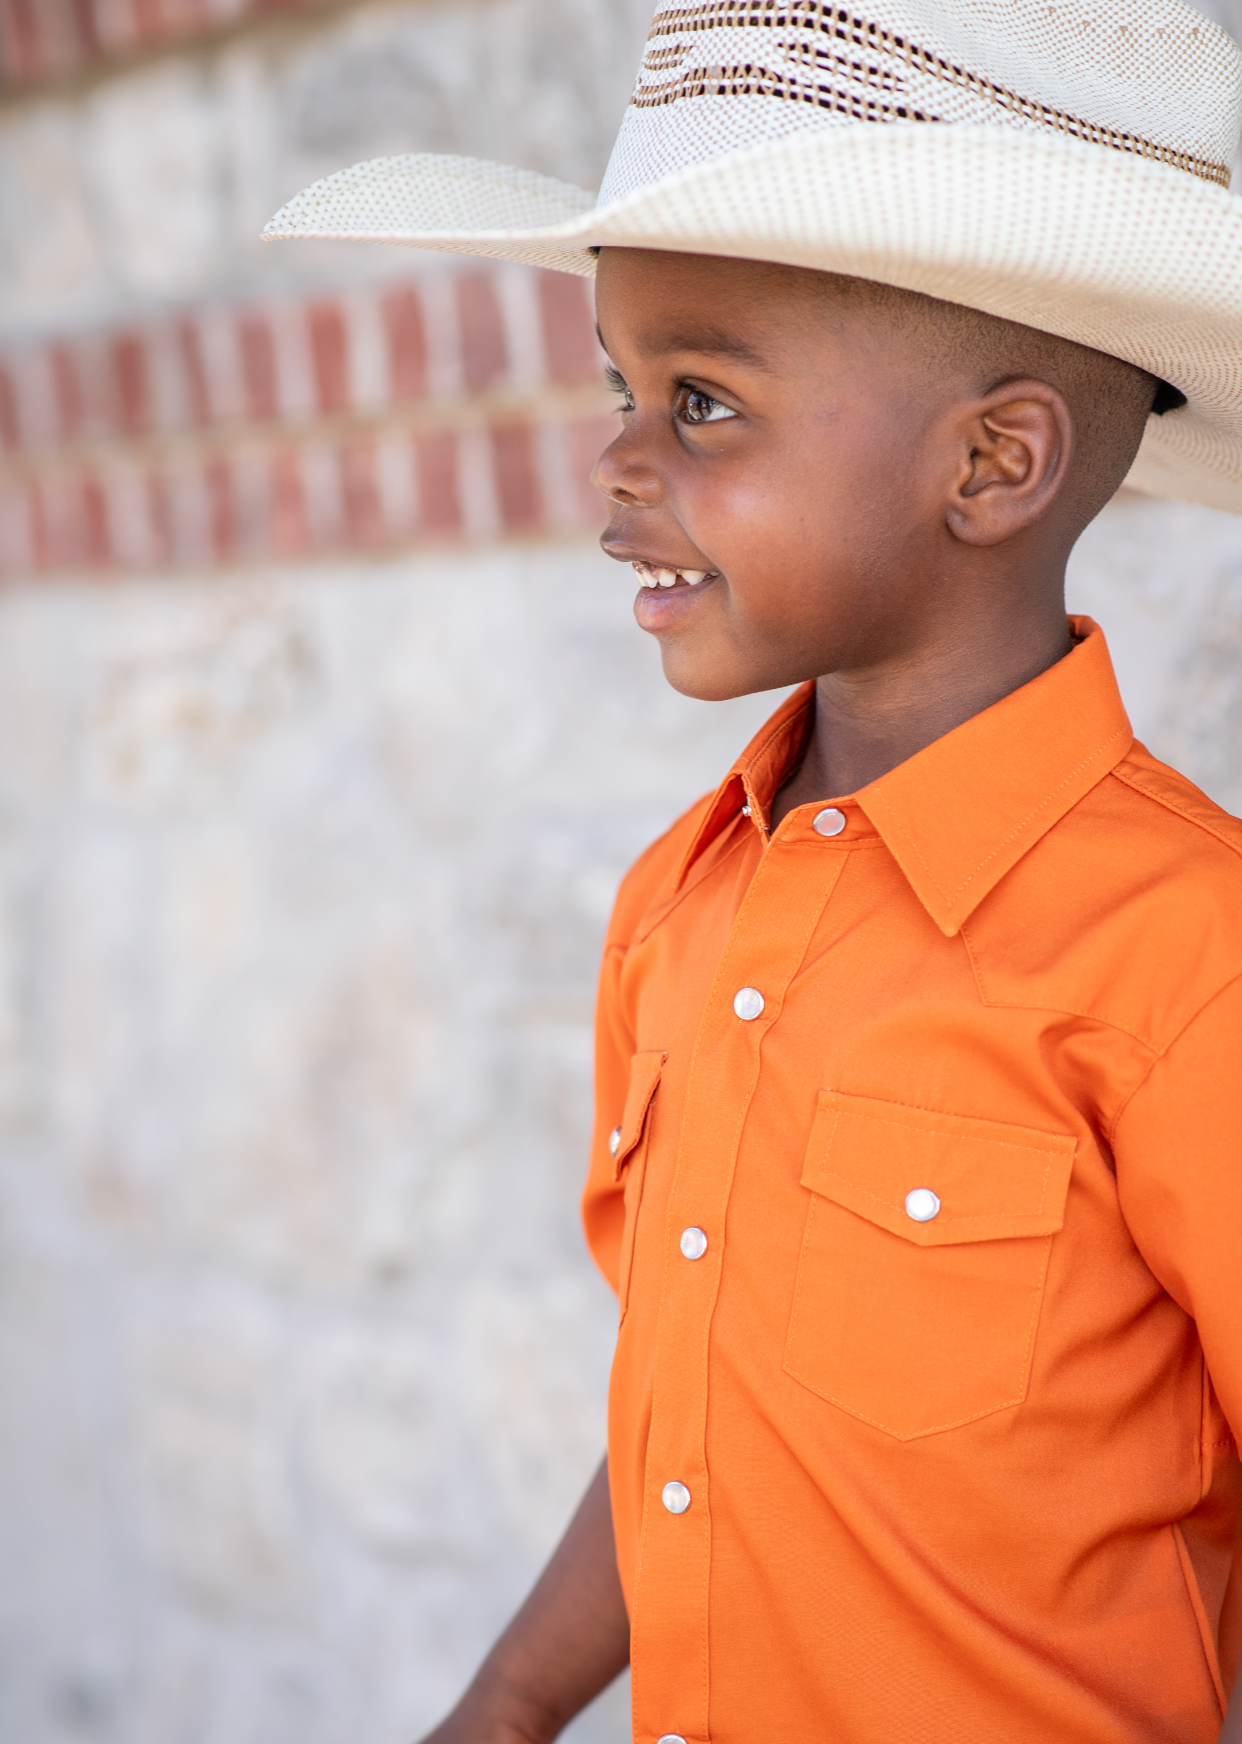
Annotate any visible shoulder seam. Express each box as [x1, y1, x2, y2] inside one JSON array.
[[1110, 763, 1242, 863], [605, 791, 717, 941], [1107, 966, 1242, 1151]]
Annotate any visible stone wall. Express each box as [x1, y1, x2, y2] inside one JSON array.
[[2, 6, 1242, 1744]]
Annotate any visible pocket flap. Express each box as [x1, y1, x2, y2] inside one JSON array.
[[612, 1050, 665, 1180], [800, 1090, 1076, 1246]]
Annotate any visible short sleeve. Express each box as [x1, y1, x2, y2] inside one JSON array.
[[1113, 971, 1242, 1440]]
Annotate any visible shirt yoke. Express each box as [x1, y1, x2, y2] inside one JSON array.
[[963, 740, 1242, 1059]]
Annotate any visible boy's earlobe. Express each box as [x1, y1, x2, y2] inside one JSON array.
[[945, 384, 1071, 548]]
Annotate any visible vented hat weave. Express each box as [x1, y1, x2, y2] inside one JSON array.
[[265, 0, 1242, 514]]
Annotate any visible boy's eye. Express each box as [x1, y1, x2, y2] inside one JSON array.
[[682, 388, 736, 425], [605, 364, 635, 411]]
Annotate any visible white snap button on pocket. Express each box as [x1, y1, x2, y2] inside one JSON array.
[[904, 1187, 941, 1223]]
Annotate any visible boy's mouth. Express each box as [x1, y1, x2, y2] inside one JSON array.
[[632, 560, 716, 590]]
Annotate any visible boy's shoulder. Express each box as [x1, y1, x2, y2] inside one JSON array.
[[967, 740, 1242, 1055], [1108, 740, 1242, 862], [604, 787, 720, 955]]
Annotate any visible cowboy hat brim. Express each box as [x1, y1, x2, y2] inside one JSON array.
[[263, 123, 1242, 515]]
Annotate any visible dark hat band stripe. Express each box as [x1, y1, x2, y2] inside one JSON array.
[[636, 1, 1232, 187]]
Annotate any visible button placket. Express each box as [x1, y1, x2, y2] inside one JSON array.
[[630, 844, 849, 1744]]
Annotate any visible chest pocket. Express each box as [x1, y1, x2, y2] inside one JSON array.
[[613, 1050, 664, 1323], [784, 1090, 1076, 1440]]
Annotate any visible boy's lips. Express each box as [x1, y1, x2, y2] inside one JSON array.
[[632, 560, 717, 590]]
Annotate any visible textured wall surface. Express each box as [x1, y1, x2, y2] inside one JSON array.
[[0, 539, 779, 1744], [2, 4, 1242, 1744]]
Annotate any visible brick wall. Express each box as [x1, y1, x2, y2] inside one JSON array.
[[0, 0, 309, 86], [0, 265, 614, 577]]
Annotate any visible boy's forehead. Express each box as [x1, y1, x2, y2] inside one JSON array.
[[596, 248, 837, 367]]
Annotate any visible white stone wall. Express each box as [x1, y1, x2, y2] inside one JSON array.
[[0, 538, 781, 1744], [2, 5, 1242, 1744]]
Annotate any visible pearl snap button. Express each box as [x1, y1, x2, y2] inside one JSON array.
[[657, 1736, 687, 1744], [733, 986, 764, 1021], [905, 1187, 941, 1223], [680, 1226, 708, 1260], [813, 807, 847, 837], [608, 1125, 622, 1158], [662, 1481, 691, 1515]]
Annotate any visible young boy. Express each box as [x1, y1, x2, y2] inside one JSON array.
[[266, 3, 1242, 1739]]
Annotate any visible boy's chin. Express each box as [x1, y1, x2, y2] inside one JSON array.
[[657, 650, 801, 704]]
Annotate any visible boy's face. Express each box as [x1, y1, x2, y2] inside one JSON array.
[[593, 248, 972, 701]]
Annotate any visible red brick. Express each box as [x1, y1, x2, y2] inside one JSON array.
[[0, 2, 38, 83], [69, 339, 118, 442], [308, 301, 350, 416], [269, 446, 311, 558], [416, 431, 461, 537], [238, 311, 277, 422], [0, 483, 33, 579], [50, 345, 83, 443], [229, 447, 270, 560], [340, 437, 385, 548], [145, 466, 173, 567], [112, 333, 149, 437], [382, 286, 428, 402], [91, 0, 140, 53], [130, 0, 167, 44], [24, 0, 87, 74], [178, 320, 211, 426], [491, 421, 542, 534], [0, 365, 18, 451], [67, 0, 99, 55], [3, 0, 45, 78], [568, 414, 615, 527], [205, 456, 237, 564], [32, 472, 98, 572], [82, 470, 111, 568], [456, 273, 507, 394], [163, 461, 213, 568], [538, 272, 600, 386], [27, 478, 48, 571]]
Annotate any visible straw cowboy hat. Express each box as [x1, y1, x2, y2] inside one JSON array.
[[265, 0, 1242, 514]]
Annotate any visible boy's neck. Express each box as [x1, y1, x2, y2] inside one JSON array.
[[771, 598, 1075, 826]]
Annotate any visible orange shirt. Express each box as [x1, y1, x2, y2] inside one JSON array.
[[583, 619, 1242, 1744]]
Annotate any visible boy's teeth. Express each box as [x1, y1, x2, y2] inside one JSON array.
[[631, 561, 713, 589]]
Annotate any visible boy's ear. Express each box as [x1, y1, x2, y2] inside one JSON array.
[[945, 380, 1073, 547]]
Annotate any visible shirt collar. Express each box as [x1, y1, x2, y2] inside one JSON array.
[[675, 618, 1133, 937]]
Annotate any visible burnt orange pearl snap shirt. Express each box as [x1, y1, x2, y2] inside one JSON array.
[[583, 619, 1242, 1744]]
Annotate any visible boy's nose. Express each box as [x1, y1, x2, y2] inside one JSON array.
[[592, 423, 662, 507]]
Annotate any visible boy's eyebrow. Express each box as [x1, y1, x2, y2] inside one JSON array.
[[595, 323, 773, 372]]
